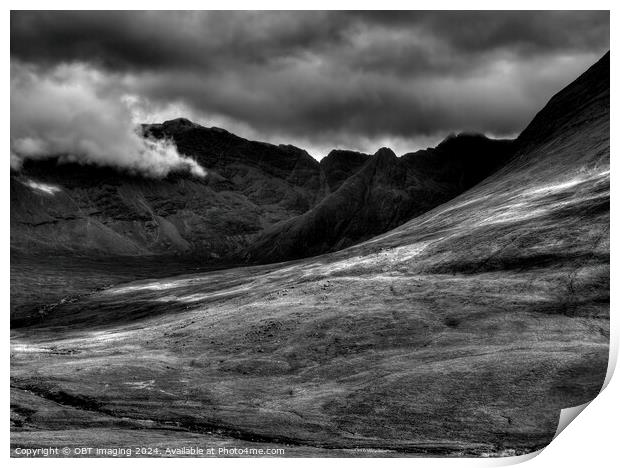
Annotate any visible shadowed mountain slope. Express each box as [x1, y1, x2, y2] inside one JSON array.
[[11, 121, 513, 262], [11, 54, 609, 454], [144, 118, 325, 208], [247, 135, 514, 262], [319, 149, 370, 192], [10, 125, 324, 258]]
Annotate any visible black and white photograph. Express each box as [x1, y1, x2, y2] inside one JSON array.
[[8, 7, 612, 460]]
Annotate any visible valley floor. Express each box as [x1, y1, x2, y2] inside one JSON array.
[[10, 244, 609, 456], [10, 253, 236, 327]]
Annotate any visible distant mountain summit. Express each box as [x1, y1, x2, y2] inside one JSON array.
[[144, 118, 322, 201], [319, 149, 370, 193]]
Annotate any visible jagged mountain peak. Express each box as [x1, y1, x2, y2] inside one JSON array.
[[373, 147, 398, 160], [323, 149, 369, 161], [247, 134, 514, 262], [161, 117, 200, 129], [435, 132, 491, 151]]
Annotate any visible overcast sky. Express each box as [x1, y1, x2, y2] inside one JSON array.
[[11, 10, 609, 163]]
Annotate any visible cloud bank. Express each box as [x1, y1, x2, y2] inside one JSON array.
[[10, 11, 609, 160], [10, 62, 205, 177]]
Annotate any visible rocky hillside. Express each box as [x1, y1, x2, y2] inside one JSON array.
[[11, 123, 324, 258], [319, 149, 370, 192], [247, 134, 513, 262], [11, 119, 514, 262]]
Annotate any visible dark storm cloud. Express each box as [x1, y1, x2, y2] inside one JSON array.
[[11, 11, 347, 71], [10, 11, 610, 158], [11, 11, 609, 74]]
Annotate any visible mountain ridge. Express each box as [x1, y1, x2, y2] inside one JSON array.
[[11, 122, 514, 261], [246, 134, 514, 262]]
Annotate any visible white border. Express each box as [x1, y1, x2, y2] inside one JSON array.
[[4, 2, 616, 467]]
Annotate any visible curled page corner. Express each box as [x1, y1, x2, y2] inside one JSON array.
[[553, 401, 591, 440], [493, 402, 595, 466], [550, 343, 616, 442], [538, 338, 617, 458]]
